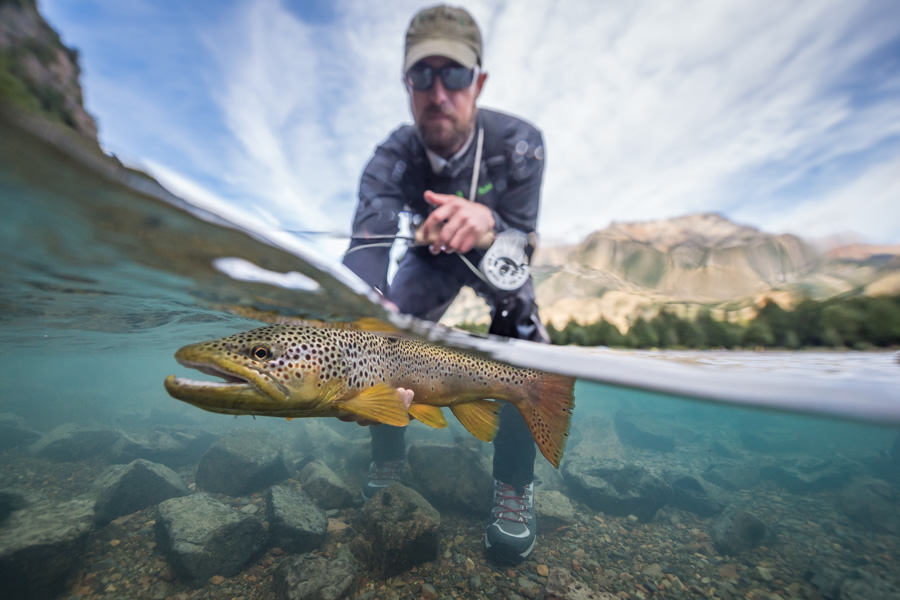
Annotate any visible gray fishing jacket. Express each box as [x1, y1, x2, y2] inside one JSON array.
[[343, 108, 545, 294]]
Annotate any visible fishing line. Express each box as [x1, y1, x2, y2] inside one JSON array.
[[332, 235, 495, 287], [288, 126, 530, 290]]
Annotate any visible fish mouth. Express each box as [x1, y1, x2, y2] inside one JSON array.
[[164, 344, 290, 416]]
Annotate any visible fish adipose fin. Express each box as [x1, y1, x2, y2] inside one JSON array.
[[408, 403, 448, 428], [336, 383, 410, 427], [519, 374, 575, 468], [450, 400, 502, 442]]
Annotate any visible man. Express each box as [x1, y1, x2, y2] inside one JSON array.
[[342, 4, 548, 565]]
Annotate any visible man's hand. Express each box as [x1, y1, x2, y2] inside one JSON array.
[[337, 387, 414, 426], [418, 190, 495, 254]]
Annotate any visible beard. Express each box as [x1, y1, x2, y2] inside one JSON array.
[[416, 104, 474, 158]]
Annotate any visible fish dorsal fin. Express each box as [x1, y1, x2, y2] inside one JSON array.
[[350, 317, 402, 333], [450, 400, 502, 442], [336, 383, 410, 427], [408, 404, 448, 428], [297, 317, 403, 334]]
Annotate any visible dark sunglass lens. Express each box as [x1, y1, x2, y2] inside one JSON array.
[[441, 66, 474, 90], [407, 66, 434, 90]]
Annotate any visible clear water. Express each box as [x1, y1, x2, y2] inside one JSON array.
[[1, 114, 899, 599]]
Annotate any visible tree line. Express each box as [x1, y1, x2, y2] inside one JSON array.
[[459, 295, 900, 349]]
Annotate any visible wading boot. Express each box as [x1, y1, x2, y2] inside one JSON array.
[[484, 479, 536, 564]]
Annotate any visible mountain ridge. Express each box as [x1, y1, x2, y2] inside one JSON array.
[[442, 213, 900, 332]]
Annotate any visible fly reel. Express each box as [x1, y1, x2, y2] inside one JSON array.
[[479, 229, 531, 291]]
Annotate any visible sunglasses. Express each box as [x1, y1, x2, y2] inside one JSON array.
[[405, 63, 477, 91]]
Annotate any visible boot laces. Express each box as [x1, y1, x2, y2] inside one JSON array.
[[492, 481, 532, 524]]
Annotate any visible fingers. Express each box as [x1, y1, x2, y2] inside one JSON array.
[[423, 190, 454, 206], [397, 387, 414, 410], [419, 191, 494, 254]]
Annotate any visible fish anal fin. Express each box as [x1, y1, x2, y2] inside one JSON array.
[[450, 400, 501, 442], [408, 404, 448, 428], [517, 374, 576, 468], [336, 383, 410, 427]]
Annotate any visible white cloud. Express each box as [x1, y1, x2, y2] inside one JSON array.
[[756, 156, 900, 243], [54, 0, 899, 251]]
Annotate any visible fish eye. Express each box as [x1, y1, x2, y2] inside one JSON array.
[[250, 345, 272, 361]]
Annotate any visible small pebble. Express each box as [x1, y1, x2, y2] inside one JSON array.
[[420, 583, 438, 600], [536, 564, 549, 577], [209, 575, 225, 585]]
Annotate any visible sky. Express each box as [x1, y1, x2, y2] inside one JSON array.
[[40, 0, 900, 257]]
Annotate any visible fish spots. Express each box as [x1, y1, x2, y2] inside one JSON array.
[[197, 321, 542, 409]]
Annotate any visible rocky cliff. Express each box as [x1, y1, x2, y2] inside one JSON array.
[[441, 213, 900, 332], [0, 0, 97, 140]]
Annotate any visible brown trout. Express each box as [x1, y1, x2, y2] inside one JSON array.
[[164, 322, 575, 467]]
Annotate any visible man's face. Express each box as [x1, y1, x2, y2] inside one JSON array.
[[407, 55, 487, 158]]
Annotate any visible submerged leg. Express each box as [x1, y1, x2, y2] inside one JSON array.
[[492, 402, 536, 487], [370, 424, 406, 463]]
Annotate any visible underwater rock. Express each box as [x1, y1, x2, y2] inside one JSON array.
[[289, 420, 355, 461], [30, 423, 123, 461], [804, 555, 844, 599], [709, 440, 741, 458], [108, 427, 215, 467], [0, 422, 40, 452], [837, 477, 900, 533], [0, 489, 28, 525], [838, 569, 900, 600], [613, 412, 676, 452], [298, 459, 358, 509], [195, 430, 289, 496], [407, 442, 493, 514], [662, 472, 724, 517], [562, 458, 669, 522], [534, 456, 566, 491], [807, 559, 900, 600], [701, 462, 761, 490], [736, 427, 813, 454], [544, 566, 617, 599], [0, 412, 25, 427], [93, 458, 189, 526], [155, 492, 266, 584], [534, 489, 577, 528], [708, 506, 767, 555], [760, 456, 856, 493], [266, 484, 327, 553], [0, 497, 95, 600], [351, 483, 440, 578], [567, 417, 626, 461], [274, 546, 360, 600]]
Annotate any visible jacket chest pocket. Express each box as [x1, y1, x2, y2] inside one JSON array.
[[477, 155, 508, 207]]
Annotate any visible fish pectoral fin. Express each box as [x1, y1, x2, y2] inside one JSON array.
[[336, 383, 410, 427], [450, 400, 502, 442], [408, 404, 448, 428]]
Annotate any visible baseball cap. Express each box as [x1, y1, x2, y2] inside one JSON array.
[[404, 4, 483, 72]]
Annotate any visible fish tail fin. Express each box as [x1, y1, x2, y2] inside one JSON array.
[[517, 373, 575, 468]]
